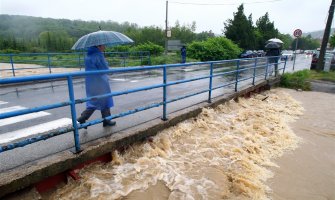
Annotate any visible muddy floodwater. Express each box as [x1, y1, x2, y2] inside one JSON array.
[[47, 90, 303, 200]]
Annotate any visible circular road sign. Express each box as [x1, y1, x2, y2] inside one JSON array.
[[293, 29, 302, 37]]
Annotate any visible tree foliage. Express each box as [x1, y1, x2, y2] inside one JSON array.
[[0, 15, 216, 53], [224, 5, 283, 50], [329, 33, 335, 48], [187, 37, 241, 61], [291, 35, 320, 50], [255, 12, 279, 49], [224, 4, 256, 50]]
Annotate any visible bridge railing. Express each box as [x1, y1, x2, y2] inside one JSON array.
[[0, 51, 151, 77], [0, 56, 286, 153]]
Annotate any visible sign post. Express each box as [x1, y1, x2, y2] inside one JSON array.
[[292, 29, 302, 70]]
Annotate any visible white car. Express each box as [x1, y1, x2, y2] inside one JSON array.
[[281, 50, 294, 61]]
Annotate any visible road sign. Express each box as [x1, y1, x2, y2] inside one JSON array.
[[293, 29, 302, 37]]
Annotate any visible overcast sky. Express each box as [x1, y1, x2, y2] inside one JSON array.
[[0, 0, 333, 35]]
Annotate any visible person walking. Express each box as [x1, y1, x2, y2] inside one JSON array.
[[77, 45, 116, 128], [265, 48, 281, 76], [180, 45, 187, 63]]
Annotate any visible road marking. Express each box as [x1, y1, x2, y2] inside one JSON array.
[[112, 78, 127, 82], [0, 106, 26, 113], [130, 80, 138, 83], [0, 101, 8, 105], [0, 106, 50, 127], [0, 118, 73, 145]]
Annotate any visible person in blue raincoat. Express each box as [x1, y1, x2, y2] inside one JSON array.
[[77, 45, 116, 127], [180, 45, 186, 63]]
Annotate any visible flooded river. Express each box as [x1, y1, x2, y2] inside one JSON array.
[[48, 90, 303, 200]]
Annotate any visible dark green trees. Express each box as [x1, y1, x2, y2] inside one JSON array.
[[224, 4, 256, 50], [224, 4, 281, 50]]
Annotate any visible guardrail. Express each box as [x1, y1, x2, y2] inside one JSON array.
[[0, 56, 286, 153], [0, 51, 151, 77]]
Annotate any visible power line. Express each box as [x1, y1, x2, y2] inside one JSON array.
[[170, 0, 283, 6]]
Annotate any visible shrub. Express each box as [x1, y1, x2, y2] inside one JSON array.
[[187, 37, 241, 61], [0, 48, 21, 54], [280, 69, 311, 90], [107, 45, 131, 52], [130, 42, 164, 56]]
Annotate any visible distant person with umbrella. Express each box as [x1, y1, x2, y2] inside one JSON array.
[[72, 30, 133, 128], [265, 41, 281, 76], [180, 45, 187, 63]]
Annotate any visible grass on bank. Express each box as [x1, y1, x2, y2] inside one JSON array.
[[280, 69, 335, 90]]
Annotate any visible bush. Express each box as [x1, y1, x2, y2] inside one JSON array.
[[0, 48, 21, 54], [30, 47, 45, 53], [280, 69, 311, 90], [107, 45, 131, 52], [130, 42, 164, 56], [187, 37, 241, 61]]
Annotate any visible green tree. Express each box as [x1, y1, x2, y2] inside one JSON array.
[[255, 12, 279, 49], [291, 35, 320, 50], [224, 4, 256, 50], [278, 33, 293, 50], [329, 34, 335, 48]]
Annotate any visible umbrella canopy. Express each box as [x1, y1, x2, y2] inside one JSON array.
[[267, 38, 284, 44], [71, 30, 134, 50], [265, 42, 281, 49]]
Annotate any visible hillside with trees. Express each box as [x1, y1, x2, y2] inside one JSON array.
[[0, 4, 321, 57]]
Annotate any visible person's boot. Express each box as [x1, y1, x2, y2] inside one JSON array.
[[77, 109, 94, 129], [101, 109, 116, 127]]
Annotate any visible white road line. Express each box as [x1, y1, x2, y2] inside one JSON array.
[[0, 106, 26, 113], [0, 118, 73, 145], [0, 106, 50, 127], [112, 78, 127, 81], [130, 80, 138, 83], [0, 101, 8, 105]]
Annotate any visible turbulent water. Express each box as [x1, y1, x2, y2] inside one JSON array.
[[49, 89, 303, 200]]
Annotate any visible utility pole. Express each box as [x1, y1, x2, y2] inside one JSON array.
[[165, 0, 168, 55], [317, 0, 335, 70]]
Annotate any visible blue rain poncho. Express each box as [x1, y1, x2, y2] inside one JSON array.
[[84, 46, 114, 110]]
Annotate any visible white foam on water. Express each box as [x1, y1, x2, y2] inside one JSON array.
[[49, 89, 304, 200]]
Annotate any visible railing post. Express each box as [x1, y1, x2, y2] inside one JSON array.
[[162, 65, 168, 121], [235, 60, 240, 92], [148, 51, 151, 65], [282, 56, 288, 74], [123, 52, 126, 67], [265, 58, 269, 80], [10, 54, 15, 77], [78, 53, 81, 69], [67, 76, 81, 153], [208, 63, 214, 103], [140, 51, 143, 65], [47, 53, 52, 74], [252, 58, 257, 85]]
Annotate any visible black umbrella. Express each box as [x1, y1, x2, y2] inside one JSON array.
[[265, 42, 281, 49]]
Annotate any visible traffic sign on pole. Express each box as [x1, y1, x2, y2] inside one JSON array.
[[293, 29, 302, 37]]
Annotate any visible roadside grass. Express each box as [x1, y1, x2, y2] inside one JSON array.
[[280, 69, 311, 90], [309, 70, 335, 82], [280, 69, 335, 90]]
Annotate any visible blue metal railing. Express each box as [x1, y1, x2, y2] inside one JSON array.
[[0, 56, 286, 153], [0, 51, 151, 77]]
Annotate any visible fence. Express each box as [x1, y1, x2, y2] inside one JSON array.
[[0, 56, 286, 153], [0, 51, 151, 77]]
